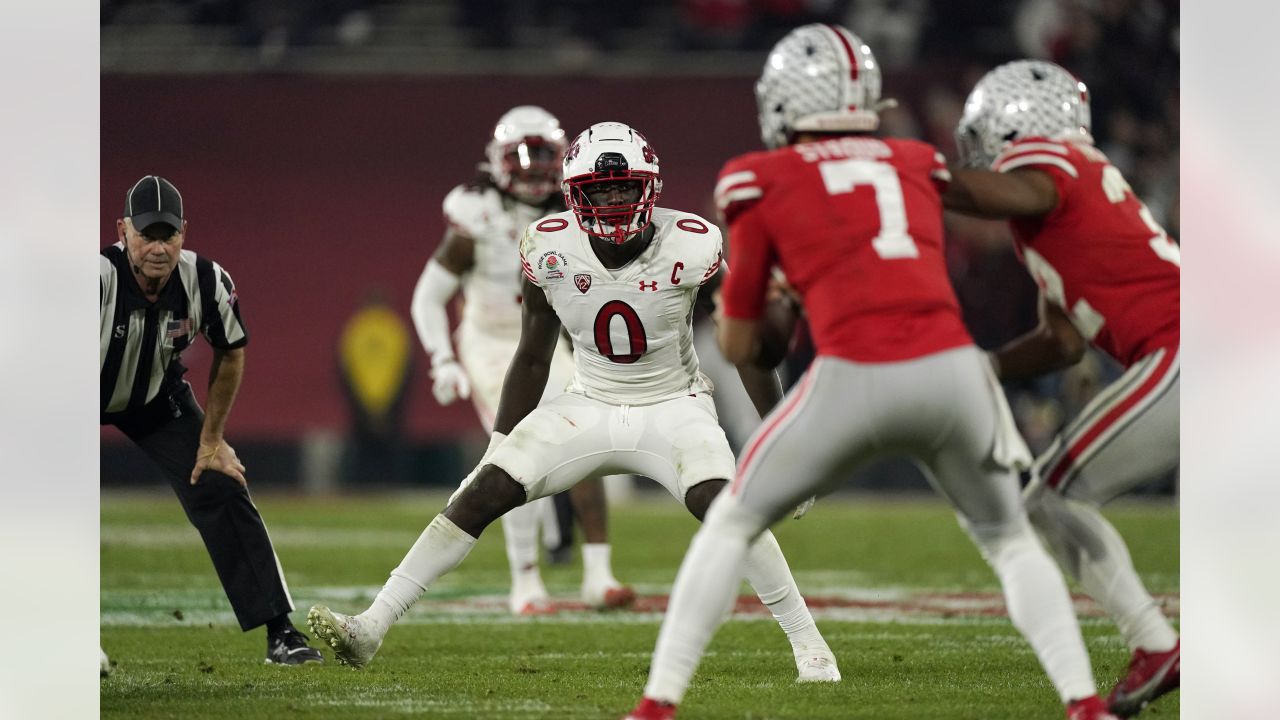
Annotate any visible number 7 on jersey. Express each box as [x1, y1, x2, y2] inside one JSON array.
[[819, 159, 920, 260]]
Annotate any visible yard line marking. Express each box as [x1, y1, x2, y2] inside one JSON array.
[[102, 588, 1178, 627]]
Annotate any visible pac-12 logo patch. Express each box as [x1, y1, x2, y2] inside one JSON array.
[[574, 273, 592, 293]]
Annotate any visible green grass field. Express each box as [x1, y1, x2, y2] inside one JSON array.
[[101, 491, 1179, 719]]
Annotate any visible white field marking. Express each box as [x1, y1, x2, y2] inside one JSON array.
[[311, 697, 561, 714], [102, 586, 1179, 628]]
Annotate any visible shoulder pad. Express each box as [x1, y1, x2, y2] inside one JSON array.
[[442, 185, 493, 236], [662, 210, 723, 286], [714, 155, 765, 225]]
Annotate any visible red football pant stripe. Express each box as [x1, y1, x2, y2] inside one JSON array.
[[731, 361, 819, 496], [1045, 348, 1178, 490]]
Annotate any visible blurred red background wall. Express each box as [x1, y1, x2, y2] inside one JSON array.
[[101, 74, 761, 441]]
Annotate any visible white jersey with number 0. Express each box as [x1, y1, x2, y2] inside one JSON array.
[[519, 208, 723, 406]]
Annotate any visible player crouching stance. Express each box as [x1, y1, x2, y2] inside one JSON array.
[[309, 122, 839, 683], [627, 26, 1116, 720]]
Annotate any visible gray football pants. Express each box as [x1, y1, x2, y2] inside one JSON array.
[[728, 346, 1026, 531]]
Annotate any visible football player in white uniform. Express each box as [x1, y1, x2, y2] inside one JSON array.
[[410, 106, 631, 614], [309, 122, 840, 684]]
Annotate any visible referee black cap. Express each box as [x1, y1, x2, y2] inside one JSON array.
[[125, 175, 184, 232]]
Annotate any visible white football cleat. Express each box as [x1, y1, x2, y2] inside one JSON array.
[[100, 647, 111, 677], [582, 578, 637, 609], [307, 606, 384, 669], [795, 652, 841, 683], [510, 572, 555, 615]]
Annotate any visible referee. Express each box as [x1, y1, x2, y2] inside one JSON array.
[[100, 175, 322, 665]]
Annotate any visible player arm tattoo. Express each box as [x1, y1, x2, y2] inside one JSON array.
[[492, 276, 562, 435], [990, 293, 1087, 381], [942, 167, 1059, 218], [201, 346, 246, 446]]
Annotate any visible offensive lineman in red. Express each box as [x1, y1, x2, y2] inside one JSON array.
[[625, 25, 1116, 720], [947, 60, 1180, 718]]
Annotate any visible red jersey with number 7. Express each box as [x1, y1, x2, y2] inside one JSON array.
[[992, 138, 1180, 368], [715, 136, 972, 363]]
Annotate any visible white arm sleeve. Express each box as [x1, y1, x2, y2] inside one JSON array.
[[411, 259, 462, 364]]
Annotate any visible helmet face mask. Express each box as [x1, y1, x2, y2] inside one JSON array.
[[497, 139, 562, 204], [755, 24, 885, 150], [486, 106, 567, 204], [562, 122, 662, 245], [955, 60, 1093, 168]]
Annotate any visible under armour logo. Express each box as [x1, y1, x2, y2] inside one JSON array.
[[114, 325, 125, 339], [639, 281, 658, 292]]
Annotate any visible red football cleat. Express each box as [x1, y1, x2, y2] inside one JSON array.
[[601, 585, 638, 609], [623, 697, 677, 720], [1106, 640, 1180, 717], [1067, 695, 1120, 720]]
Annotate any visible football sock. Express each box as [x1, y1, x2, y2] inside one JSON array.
[[582, 542, 618, 587], [966, 516, 1097, 704], [265, 613, 293, 636], [366, 514, 477, 629], [743, 530, 829, 657], [1028, 491, 1178, 653], [644, 515, 752, 704], [501, 500, 543, 583]]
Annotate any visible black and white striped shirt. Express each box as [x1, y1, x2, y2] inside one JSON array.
[[100, 242, 248, 419]]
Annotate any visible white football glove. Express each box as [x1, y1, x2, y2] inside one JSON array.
[[792, 495, 817, 520], [430, 358, 471, 406]]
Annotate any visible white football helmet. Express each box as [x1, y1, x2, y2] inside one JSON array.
[[562, 122, 663, 245], [485, 105, 567, 204], [755, 24, 886, 149], [956, 60, 1094, 168]]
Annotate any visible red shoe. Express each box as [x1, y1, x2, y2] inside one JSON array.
[[1106, 641, 1180, 717], [1067, 695, 1120, 720], [602, 585, 638, 609], [623, 697, 677, 720]]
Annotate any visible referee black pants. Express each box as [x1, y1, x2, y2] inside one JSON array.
[[109, 382, 294, 632]]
